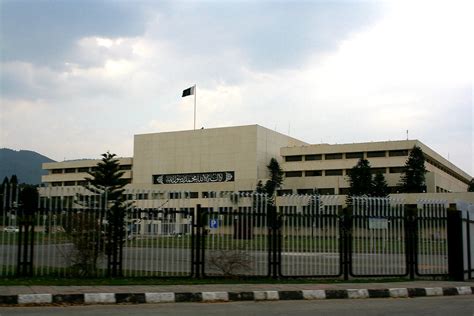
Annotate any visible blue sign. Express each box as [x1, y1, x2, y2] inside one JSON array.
[[209, 219, 219, 229]]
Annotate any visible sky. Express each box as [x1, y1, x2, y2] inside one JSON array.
[[0, 0, 472, 176]]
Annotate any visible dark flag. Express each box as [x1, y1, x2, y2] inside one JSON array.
[[182, 86, 195, 97]]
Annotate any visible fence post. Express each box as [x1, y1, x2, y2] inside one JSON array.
[[404, 204, 417, 280], [466, 211, 472, 280], [16, 210, 35, 277], [192, 204, 203, 278], [16, 186, 37, 278], [267, 204, 279, 279], [447, 208, 464, 281], [341, 206, 351, 281]]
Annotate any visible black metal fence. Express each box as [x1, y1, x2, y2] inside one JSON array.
[[1, 188, 472, 280]]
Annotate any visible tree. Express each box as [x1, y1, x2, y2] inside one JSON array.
[[62, 212, 105, 277], [372, 172, 390, 197], [252, 180, 266, 209], [468, 179, 474, 192], [255, 180, 265, 194], [86, 152, 128, 201], [0, 176, 21, 212], [5, 175, 19, 208], [348, 158, 373, 197], [207, 248, 253, 277], [0, 177, 9, 212], [73, 152, 129, 277], [9, 175, 18, 186], [263, 158, 284, 200], [399, 146, 427, 193], [18, 184, 39, 214]]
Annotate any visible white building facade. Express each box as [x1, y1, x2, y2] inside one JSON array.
[[42, 125, 472, 202]]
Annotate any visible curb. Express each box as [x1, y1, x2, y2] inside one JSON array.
[[0, 286, 472, 306]]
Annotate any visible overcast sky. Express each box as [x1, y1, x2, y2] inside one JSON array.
[[0, 0, 472, 176]]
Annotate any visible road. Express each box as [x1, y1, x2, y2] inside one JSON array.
[[0, 243, 448, 276], [0, 296, 473, 316]]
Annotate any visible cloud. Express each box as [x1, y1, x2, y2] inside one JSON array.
[[0, 0, 149, 67], [143, 1, 382, 72], [0, 0, 472, 175]]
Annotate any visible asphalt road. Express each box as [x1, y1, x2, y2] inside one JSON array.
[[0, 244, 448, 276], [0, 296, 473, 316]]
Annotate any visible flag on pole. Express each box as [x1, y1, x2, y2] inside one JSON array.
[[182, 86, 195, 97], [181, 85, 197, 129]]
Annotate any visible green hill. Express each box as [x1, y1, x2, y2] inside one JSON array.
[[0, 148, 55, 185]]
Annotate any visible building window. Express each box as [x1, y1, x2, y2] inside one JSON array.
[[317, 188, 335, 195], [238, 190, 253, 195], [339, 188, 350, 195], [305, 170, 322, 177], [345, 152, 364, 159], [389, 150, 409, 157], [367, 151, 386, 158], [325, 153, 343, 160], [202, 191, 217, 198], [297, 189, 314, 195], [52, 169, 63, 174], [77, 181, 87, 186], [119, 165, 132, 170], [325, 169, 343, 176], [305, 154, 322, 161], [169, 192, 182, 199], [277, 189, 293, 196], [64, 181, 76, 186], [78, 167, 89, 173], [436, 186, 450, 193], [152, 192, 165, 200], [137, 193, 149, 200], [389, 167, 406, 174], [65, 168, 76, 173], [186, 192, 199, 199], [285, 155, 303, 162], [52, 182, 62, 187], [219, 191, 234, 198], [370, 167, 386, 174], [285, 171, 303, 177]]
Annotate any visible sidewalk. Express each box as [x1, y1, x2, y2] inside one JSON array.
[[1, 280, 473, 305]]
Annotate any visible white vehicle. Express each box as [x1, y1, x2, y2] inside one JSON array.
[[3, 226, 19, 233]]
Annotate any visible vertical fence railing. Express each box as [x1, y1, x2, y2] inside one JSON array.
[[34, 187, 107, 277], [0, 184, 19, 276], [4, 187, 471, 280], [456, 200, 474, 280], [201, 192, 269, 277], [277, 194, 341, 277], [121, 190, 193, 277], [350, 196, 407, 277], [415, 199, 449, 276]]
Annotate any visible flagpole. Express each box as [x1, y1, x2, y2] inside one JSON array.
[[194, 84, 197, 130]]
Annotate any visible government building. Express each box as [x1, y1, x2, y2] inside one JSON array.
[[41, 125, 472, 203]]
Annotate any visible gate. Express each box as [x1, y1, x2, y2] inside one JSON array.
[[415, 200, 448, 276], [2, 186, 469, 280], [278, 195, 341, 277], [199, 193, 270, 277], [350, 197, 408, 277]]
